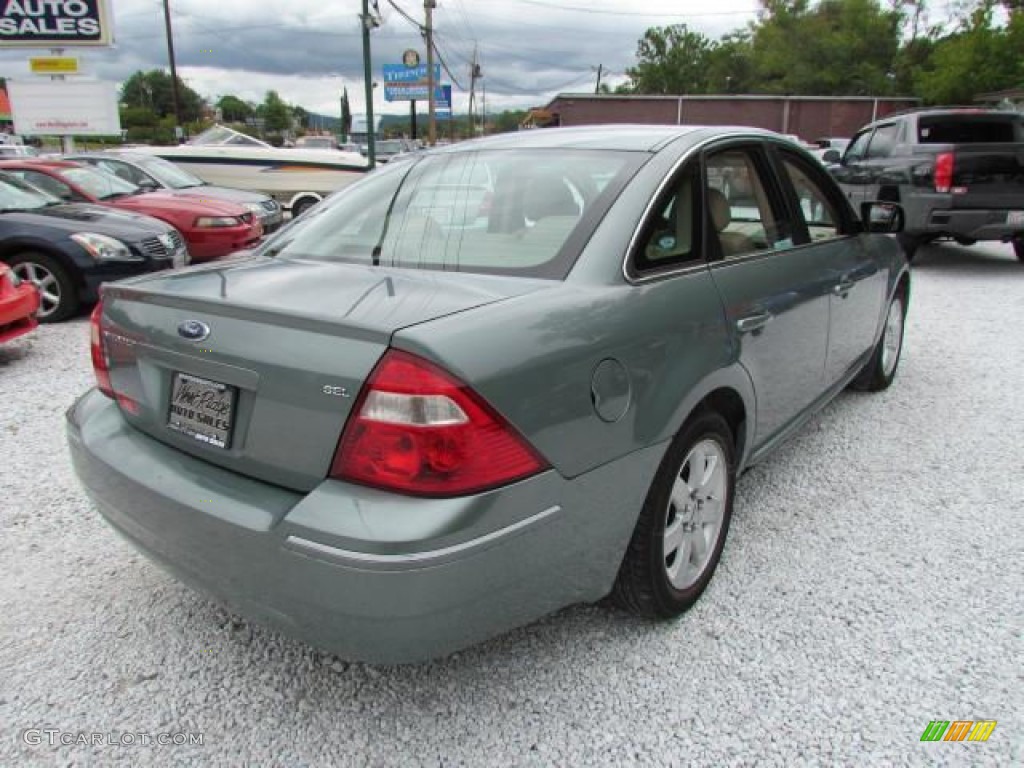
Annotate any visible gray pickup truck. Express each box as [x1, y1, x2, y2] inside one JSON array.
[[827, 108, 1024, 261]]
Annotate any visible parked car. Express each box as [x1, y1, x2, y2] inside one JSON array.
[[827, 108, 1024, 260], [0, 260, 40, 342], [64, 152, 284, 234], [0, 145, 40, 158], [68, 126, 909, 663], [0, 171, 187, 322], [0, 159, 262, 263], [809, 137, 849, 164]]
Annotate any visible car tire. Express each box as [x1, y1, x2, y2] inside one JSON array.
[[850, 290, 906, 392], [1013, 239, 1023, 262], [7, 251, 79, 323], [290, 196, 319, 218], [613, 409, 735, 618]]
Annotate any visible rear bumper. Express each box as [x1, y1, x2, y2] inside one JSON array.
[[904, 197, 1024, 241], [66, 389, 657, 663]]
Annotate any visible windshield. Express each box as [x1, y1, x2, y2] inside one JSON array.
[[263, 148, 641, 279], [190, 125, 270, 148], [133, 155, 205, 188], [60, 166, 139, 200], [298, 137, 335, 149], [0, 172, 61, 210]]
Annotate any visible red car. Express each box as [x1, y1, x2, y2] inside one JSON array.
[[0, 159, 262, 262], [0, 261, 40, 343]]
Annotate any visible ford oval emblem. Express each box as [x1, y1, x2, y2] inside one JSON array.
[[178, 320, 210, 341]]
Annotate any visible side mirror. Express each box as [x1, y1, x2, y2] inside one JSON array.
[[860, 201, 904, 234], [137, 178, 158, 190], [822, 149, 841, 164]]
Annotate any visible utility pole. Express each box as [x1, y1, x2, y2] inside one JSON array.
[[361, 0, 377, 169], [468, 47, 481, 138], [594, 64, 603, 95], [425, 0, 437, 146], [162, 0, 183, 137]]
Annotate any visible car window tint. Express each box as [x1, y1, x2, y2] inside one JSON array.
[[705, 149, 785, 260], [633, 164, 701, 273], [96, 159, 147, 185], [272, 149, 641, 279], [13, 170, 71, 199], [844, 130, 872, 162], [780, 155, 842, 242], [866, 123, 899, 158]]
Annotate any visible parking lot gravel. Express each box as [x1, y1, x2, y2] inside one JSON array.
[[1, 241, 1022, 766]]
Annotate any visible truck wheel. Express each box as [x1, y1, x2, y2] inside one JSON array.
[[290, 196, 320, 218]]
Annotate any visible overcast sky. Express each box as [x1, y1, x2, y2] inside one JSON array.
[[0, 0, 769, 117]]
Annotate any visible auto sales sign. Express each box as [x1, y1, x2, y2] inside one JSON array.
[[0, 0, 112, 47]]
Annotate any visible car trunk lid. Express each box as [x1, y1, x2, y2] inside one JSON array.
[[98, 256, 550, 492]]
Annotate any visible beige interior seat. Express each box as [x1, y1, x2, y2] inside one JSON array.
[[708, 187, 754, 258]]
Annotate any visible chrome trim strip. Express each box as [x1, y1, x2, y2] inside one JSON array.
[[285, 505, 561, 569]]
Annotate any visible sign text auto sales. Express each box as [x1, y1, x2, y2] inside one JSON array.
[[0, 1, 111, 47]]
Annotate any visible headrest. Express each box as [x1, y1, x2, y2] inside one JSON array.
[[708, 188, 731, 232]]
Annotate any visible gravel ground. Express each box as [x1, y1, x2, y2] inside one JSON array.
[[1, 241, 1022, 766]]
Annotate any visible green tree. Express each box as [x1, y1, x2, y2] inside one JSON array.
[[261, 90, 291, 133], [626, 24, 717, 94], [341, 88, 352, 138], [746, 0, 903, 95], [120, 70, 204, 121], [914, 3, 1024, 103], [216, 94, 253, 122]]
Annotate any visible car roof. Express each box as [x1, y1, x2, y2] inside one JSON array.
[[0, 158, 80, 169], [427, 124, 783, 154]]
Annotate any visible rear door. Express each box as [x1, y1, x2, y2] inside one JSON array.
[[774, 147, 886, 384], [703, 142, 832, 447]]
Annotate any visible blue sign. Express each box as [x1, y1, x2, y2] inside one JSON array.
[[382, 64, 441, 84], [384, 84, 450, 103], [436, 85, 452, 120]]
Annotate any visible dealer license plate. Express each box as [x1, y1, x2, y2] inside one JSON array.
[[167, 372, 235, 449], [1008, 211, 1024, 227]]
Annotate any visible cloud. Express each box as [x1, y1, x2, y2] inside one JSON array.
[[0, 0, 761, 115]]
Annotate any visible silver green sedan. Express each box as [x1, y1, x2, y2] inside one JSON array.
[[67, 126, 909, 663]]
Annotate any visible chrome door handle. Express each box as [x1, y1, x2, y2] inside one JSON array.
[[832, 279, 855, 296], [736, 312, 773, 333]]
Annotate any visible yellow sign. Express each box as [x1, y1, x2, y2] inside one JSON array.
[[29, 57, 80, 75]]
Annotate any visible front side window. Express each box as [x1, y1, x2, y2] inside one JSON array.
[[779, 154, 843, 242], [866, 123, 900, 159], [844, 130, 873, 162], [265, 149, 641, 279]]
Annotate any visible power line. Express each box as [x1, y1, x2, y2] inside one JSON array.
[[505, 0, 761, 17]]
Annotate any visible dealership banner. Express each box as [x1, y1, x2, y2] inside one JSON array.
[[8, 79, 121, 135], [0, 0, 113, 47]]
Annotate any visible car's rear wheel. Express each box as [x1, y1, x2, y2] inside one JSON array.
[[1013, 238, 1023, 262], [8, 252, 78, 323], [613, 410, 735, 618], [851, 291, 905, 392]]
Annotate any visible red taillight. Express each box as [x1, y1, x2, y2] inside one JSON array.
[[90, 301, 115, 399], [331, 349, 548, 497], [934, 152, 954, 193]]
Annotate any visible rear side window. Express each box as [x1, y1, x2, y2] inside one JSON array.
[[918, 115, 1023, 143], [268, 149, 641, 279]]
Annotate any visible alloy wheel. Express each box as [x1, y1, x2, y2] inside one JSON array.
[[13, 261, 61, 319]]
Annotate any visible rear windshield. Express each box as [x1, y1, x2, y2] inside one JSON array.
[[263, 149, 641, 279], [918, 114, 1024, 144]]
